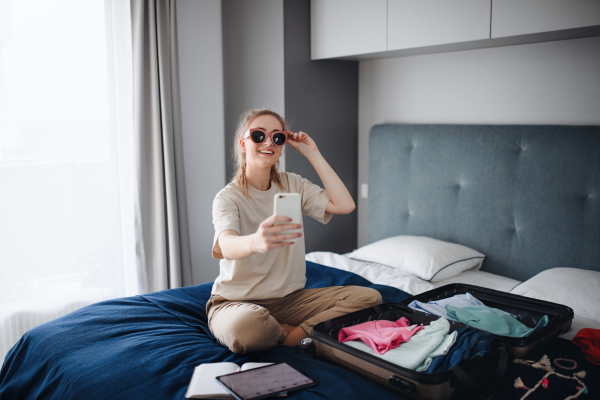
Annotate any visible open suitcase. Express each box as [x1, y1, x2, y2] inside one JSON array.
[[405, 284, 574, 358], [310, 284, 574, 400]]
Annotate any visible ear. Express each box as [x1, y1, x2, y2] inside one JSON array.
[[239, 138, 246, 152]]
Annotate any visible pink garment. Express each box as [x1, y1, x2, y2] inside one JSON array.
[[338, 317, 424, 355]]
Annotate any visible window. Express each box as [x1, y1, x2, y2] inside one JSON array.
[[0, 0, 135, 362]]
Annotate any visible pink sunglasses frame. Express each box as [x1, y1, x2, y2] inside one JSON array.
[[243, 128, 291, 146]]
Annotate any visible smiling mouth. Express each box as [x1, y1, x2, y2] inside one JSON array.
[[258, 150, 274, 155]]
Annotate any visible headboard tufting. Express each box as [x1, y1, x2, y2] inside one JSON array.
[[368, 124, 600, 281]]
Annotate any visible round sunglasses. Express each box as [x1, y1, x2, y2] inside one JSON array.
[[243, 128, 290, 146]]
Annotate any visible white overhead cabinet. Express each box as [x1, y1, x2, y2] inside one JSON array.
[[491, 0, 600, 38], [311, 0, 600, 60], [310, 0, 387, 60], [387, 0, 491, 51]]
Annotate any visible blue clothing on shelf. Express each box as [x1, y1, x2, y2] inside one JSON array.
[[426, 328, 494, 373], [445, 304, 548, 338]]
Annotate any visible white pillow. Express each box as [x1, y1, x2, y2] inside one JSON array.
[[509, 268, 600, 322], [347, 235, 485, 282]]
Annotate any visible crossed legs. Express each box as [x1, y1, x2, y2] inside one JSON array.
[[207, 286, 382, 354]]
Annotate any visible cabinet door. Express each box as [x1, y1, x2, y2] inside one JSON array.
[[311, 0, 387, 59], [387, 0, 491, 51], [492, 0, 600, 38]]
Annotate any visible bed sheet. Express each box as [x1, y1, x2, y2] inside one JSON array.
[[431, 270, 520, 292], [306, 251, 520, 295], [0, 262, 413, 400]]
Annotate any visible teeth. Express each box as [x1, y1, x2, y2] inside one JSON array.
[[259, 150, 273, 154]]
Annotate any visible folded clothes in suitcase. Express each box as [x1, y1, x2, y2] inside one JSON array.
[[312, 303, 507, 399], [401, 284, 574, 358], [311, 284, 574, 400]]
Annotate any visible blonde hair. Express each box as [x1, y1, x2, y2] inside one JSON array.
[[231, 108, 289, 197]]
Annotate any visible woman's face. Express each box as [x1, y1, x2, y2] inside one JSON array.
[[241, 115, 284, 169]]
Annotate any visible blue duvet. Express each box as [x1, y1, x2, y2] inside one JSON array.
[[0, 262, 411, 400]]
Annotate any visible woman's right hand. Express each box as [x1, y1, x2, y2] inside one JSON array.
[[251, 215, 302, 254]]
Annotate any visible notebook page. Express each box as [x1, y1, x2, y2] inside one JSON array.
[[185, 363, 239, 399], [239, 362, 273, 371]]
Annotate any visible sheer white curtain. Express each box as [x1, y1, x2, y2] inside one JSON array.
[[0, 0, 136, 363]]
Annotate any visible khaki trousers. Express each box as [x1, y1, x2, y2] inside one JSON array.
[[206, 286, 382, 354]]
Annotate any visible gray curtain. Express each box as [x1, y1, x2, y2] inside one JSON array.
[[130, 0, 192, 293]]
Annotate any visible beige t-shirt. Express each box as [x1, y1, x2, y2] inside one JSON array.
[[211, 172, 332, 300]]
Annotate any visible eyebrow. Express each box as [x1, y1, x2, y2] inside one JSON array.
[[255, 127, 282, 132]]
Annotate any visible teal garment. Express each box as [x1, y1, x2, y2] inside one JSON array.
[[445, 305, 549, 338]]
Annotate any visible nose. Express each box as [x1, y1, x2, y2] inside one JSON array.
[[263, 134, 274, 146]]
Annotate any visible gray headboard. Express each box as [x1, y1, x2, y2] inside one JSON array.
[[368, 124, 600, 281]]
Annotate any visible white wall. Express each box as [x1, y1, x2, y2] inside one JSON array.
[[222, 0, 285, 181], [177, 0, 225, 284], [358, 36, 600, 246]]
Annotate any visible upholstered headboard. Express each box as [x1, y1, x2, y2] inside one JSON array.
[[368, 124, 600, 281]]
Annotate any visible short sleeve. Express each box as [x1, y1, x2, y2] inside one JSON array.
[[212, 194, 240, 258], [298, 176, 332, 224]]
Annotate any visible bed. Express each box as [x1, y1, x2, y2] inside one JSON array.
[[1, 123, 599, 399]]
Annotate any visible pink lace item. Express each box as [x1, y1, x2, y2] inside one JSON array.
[[338, 317, 424, 355]]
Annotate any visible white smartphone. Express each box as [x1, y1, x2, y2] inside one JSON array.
[[274, 193, 301, 243]]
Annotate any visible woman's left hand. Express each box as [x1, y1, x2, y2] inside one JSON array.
[[286, 131, 320, 158]]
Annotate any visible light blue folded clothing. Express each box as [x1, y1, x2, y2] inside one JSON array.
[[344, 317, 457, 371], [408, 293, 512, 319], [445, 304, 549, 338]]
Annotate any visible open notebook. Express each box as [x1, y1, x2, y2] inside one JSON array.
[[185, 362, 286, 399]]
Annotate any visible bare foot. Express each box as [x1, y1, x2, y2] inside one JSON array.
[[282, 326, 310, 346], [281, 324, 296, 335]]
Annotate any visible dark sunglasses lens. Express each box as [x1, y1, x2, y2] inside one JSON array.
[[250, 130, 266, 143], [272, 132, 286, 145]]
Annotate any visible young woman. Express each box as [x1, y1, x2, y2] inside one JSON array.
[[208, 108, 382, 354]]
